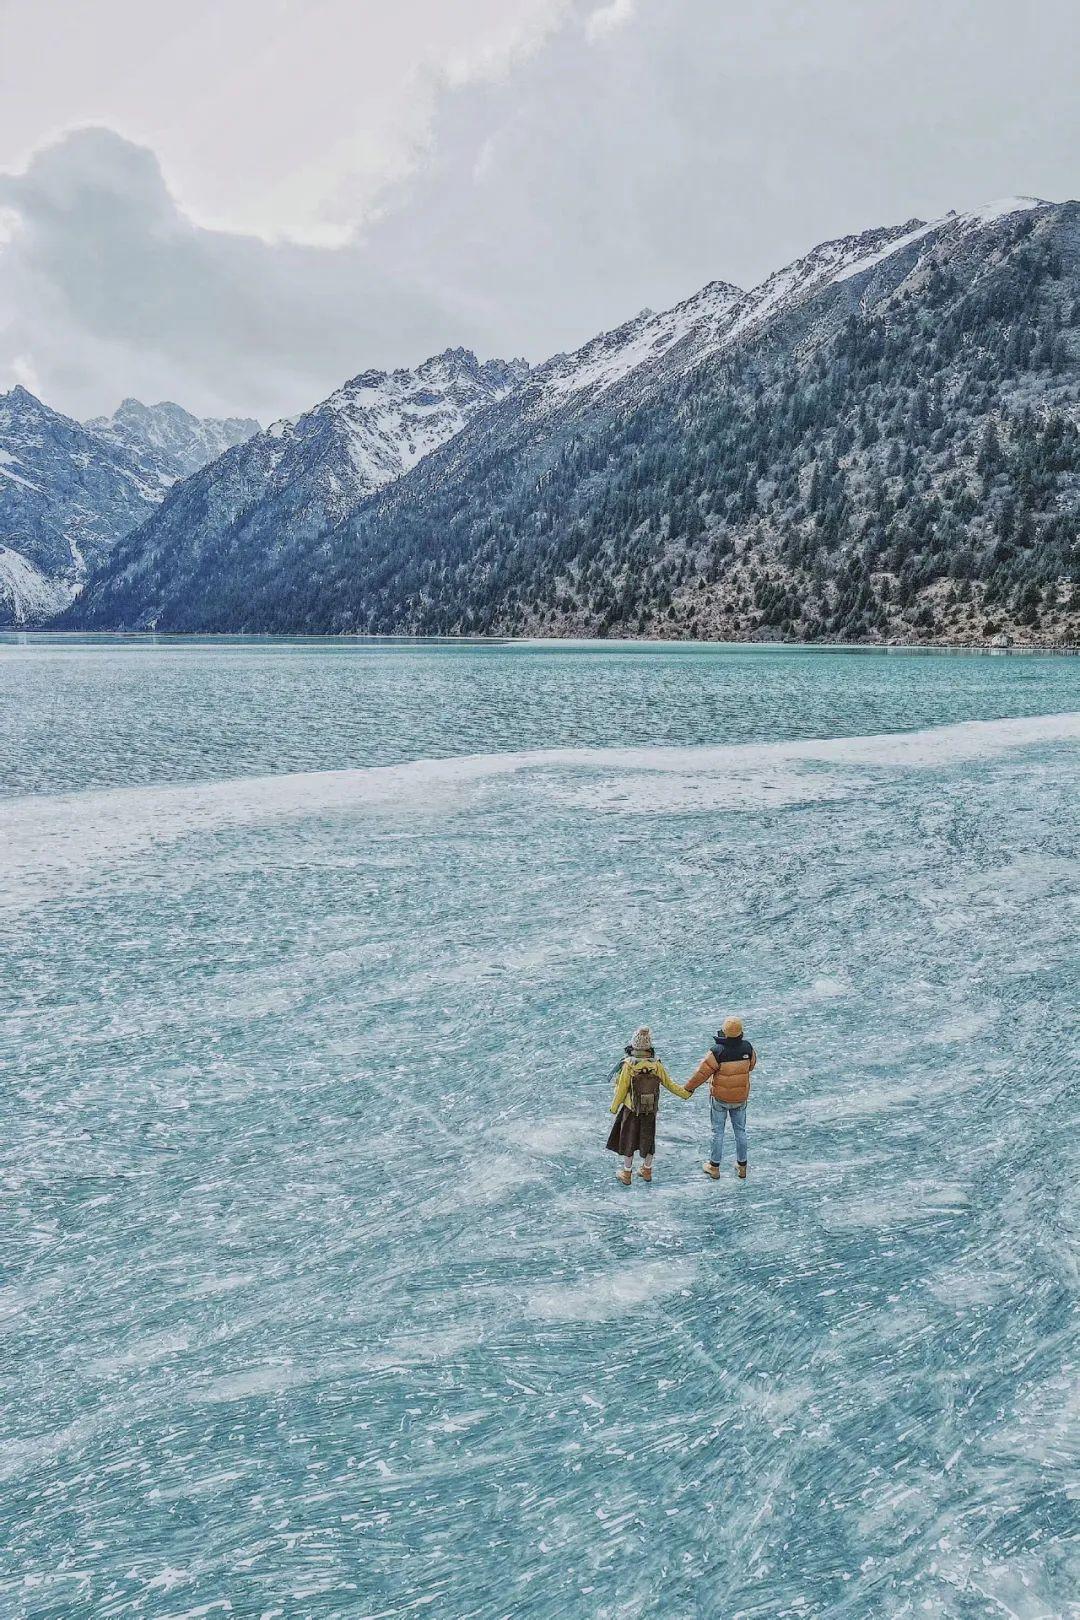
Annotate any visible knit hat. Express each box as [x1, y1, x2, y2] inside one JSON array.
[[630, 1026, 654, 1055], [721, 1016, 744, 1038]]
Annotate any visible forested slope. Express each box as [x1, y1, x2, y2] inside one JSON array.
[[71, 201, 1079, 644]]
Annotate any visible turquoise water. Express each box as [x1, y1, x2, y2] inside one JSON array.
[[1, 637, 1077, 1618]]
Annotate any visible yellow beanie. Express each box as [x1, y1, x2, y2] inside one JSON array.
[[721, 1016, 743, 1037]]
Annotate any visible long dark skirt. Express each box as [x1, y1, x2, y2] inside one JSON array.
[[606, 1106, 656, 1159]]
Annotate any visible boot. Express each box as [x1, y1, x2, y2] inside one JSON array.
[[616, 1167, 632, 1186], [736, 1162, 747, 1180], [703, 1161, 720, 1180], [639, 1165, 653, 1183]]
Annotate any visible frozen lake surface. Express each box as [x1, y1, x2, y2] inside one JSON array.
[[1, 637, 1077, 1618]]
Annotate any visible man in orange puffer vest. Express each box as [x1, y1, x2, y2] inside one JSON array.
[[685, 1016, 757, 1180]]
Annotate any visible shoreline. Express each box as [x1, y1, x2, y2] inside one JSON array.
[[2, 628, 1078, 655]]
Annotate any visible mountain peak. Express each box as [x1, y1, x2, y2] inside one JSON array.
[[1, 383, 48, 411], [111, 397, 194, 426], [431, 345, 478, 365], [85, 399, 260, 488], [416, 347, 530, 391], [66, 341, 533, 629]]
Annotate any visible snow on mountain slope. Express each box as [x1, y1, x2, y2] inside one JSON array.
[[69, 194, 1073, 639], [830, 221, 939, 284], [723, 219, 933, 338], [961, 196, 1052, 225], [0, 386, 161, 625], [527, 200, 1057, 414], [519, 223, 933, 412], [0, 447, 44, 494], [261, 347, 530, 505], [715, 199, 1055, 346], [831, 199, 1052, 284], [536, 281, 748, 403], [0, 543, 73, 622], [86, 399, 260, 491], [0, 386, 265, 625], [66, 348, 530, 628]]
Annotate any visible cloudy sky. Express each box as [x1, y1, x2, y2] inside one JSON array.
[[0, 0, 1076, 423]]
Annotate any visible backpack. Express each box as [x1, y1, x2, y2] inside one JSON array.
[[629, 1062, 663, 1116]]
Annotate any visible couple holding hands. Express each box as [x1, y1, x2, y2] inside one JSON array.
[[606, 1018, 757, 1185]]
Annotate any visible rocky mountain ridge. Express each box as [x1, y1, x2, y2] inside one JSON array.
[[0, 388, 260, 624], [1, 386, 157, 623], [66, 348, 528, 629], [64, 198, 1080, 644], [85, 399, 259, 491]]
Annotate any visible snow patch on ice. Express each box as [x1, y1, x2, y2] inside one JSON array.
[[1, 712, 1075, 911], [808, 976, 849, 999], [86, 1331, 193, 1376], [529, 1260, 696, 1321], [198, 1364, 309, 1403], [823, 1184, 971, 1230], [779, 1082, 926, 1124], [929, 1008, 997, 1045], [544, 764, 846, 814], [455, 1153, 544, 1205], [185, 1272, 257, 1299]]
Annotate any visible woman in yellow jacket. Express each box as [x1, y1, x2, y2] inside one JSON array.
[[605, 1026, 691, 1184]]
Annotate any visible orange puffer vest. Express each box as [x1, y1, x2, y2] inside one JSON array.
[[708, 1054, 753, 1105], [687, 1039, 756, 1106]]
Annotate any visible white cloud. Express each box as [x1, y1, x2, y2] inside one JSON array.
[[0, 128, 486, 422], [0, 0, 1075, 422], [0, 0, 574, 248], [585, 0, 635, 41], [442, 0, 574, 87], [9, 354, 42, 395]]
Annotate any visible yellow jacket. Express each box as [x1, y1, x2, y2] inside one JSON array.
[[610, 1056, 691, 1114]]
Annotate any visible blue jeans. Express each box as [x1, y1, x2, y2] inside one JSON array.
[[710, 1100, 747, 1165]]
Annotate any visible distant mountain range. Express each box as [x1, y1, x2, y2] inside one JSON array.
[[0, 392, 256, 624], [62, 349, 528, 636], [85, 398, 260, 491], [27, 197, 1080, 644]]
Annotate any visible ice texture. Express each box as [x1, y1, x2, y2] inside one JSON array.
[[1, 638, 1077, 1618]]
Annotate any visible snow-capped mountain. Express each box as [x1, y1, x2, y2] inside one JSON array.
[[528, 281, 748, 407], [0, 387, 260, 625], [65, 348, 528, 629], [258, 347, 529, 514], [514, 222, 929, 414], [69, 197, 1078, 643], [521, 199, 1056, 414], [0, 386, 161, 624], [85, 399, 259, 491], [328, 194, 1067, 646]]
